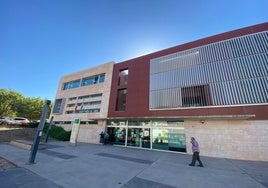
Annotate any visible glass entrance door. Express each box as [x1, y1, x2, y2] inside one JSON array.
[[127, 127, 150, 149], [107, 121, 186, 153]]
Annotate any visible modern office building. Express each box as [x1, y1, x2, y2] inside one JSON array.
[[51, 23, 268, 161], [107, 22, 268, 161], [51, 62, 114, 143]]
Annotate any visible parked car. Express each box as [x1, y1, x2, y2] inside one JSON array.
[[6, 117, 30, 126], [0, 117, 10, 125]]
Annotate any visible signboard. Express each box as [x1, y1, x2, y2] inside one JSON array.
[[70, 118, 80, 146]]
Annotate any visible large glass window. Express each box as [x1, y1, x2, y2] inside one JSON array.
[[107, 127, 126, 146], [127, 128, 150, 148], [63, 74, 105, 90], [152, 128, 186, 152], [82, 74, 105, 86], [118, 69, 128, 85], [99, 74, 105, 83], [82, 77, 94, 86], [63, 80, 80, 90], [52, 98, 65, 114], [116, 89, 127, 111], [181, 85, 211, 107]]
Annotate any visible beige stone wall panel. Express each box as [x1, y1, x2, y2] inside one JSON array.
[[185, 120, 268, 161], [77, 124, 105, 144]]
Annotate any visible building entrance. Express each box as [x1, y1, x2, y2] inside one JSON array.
[[127, 127, 150, 148], [107, 120, 186, 153]]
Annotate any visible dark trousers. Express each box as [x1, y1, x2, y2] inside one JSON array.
[[103, 138, 108, 145], [191, 152, 203, 166]]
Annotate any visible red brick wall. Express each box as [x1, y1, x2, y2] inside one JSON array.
[[108, 22, 268, 120]]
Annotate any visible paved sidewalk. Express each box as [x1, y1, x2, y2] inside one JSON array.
[[0, 141, 267, 188]]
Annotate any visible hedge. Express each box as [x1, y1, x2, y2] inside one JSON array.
[[43, 125, 71, 141]]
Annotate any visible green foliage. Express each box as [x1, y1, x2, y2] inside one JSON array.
[[27, 122, 50, 128], [0, 89, 24, 116], [27, 122, 39, 128], [20, 97, 45, 120], [0, 89, 53, 120], [43, 125, 71, 141]]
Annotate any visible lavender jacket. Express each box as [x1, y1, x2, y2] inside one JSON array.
[[191, 139, 200, 153]]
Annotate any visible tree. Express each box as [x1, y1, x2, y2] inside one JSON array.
[[18, 97, 44, 120], [0, 89, 24, 116], [0, 89, 52, 120]]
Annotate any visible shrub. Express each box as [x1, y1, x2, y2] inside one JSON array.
[[27, 122, 39, 128], [43, 125, 71, 141], [27, 122, 50, 128]]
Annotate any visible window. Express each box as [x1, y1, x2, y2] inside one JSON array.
[[118, 69, 128, 85], [181, 85, 211, 107], [69, 97, 77, 101], [79, 95, 90, 100], [80, 120, 98, 125], [99, 74, 105, 83], [91, 93, 102, 98], [52, 98, 65, 114], [82, 77, 95, 86], [152, 128, 186, 152], [82, 74, 105, 86], [63, 74, 105, 90], [78, 108, 100, 113], [74, 101, 101, 108], [66, 111, 75, 114], [89, 101, 101, 105], [54, 121, 71, 124], [88, 120, 98, 124], [63, 80, 80, 90], [116, 89, 127, 111], [72, 94, 102, 101], [67, 104, 75, 107]]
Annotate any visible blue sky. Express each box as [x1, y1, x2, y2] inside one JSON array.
[[0, 0, 267, 100]]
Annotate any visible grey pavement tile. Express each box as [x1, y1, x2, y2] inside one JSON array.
[[228, 159, 268, 188], [39, 149, 77, 159], [121, 177, 177, 188], [139, 161, 266, 188], [0, 168, 63, 188], [95, 152, 154, 164], [44, 143, 64, 149]]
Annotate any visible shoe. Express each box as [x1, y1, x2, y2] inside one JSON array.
[[189, 164, 194, 166], [198, 164, 204, 167]]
